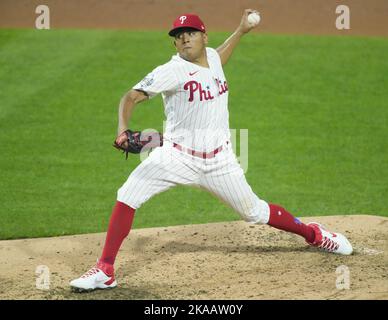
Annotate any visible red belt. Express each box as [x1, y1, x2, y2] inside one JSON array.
[[173, 143, 223, 159]]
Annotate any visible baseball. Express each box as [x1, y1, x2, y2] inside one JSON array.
[[247, 12, 261, 26]]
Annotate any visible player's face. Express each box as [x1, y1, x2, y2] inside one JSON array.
[[174, 30, 208, 62]]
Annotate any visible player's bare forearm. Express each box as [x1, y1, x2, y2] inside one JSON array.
[[117, 89, 147, 135], [217, 9, 260, 66], [216, 30, 244, 66]]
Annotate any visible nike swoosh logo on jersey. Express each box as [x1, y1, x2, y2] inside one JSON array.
[[189, 71, 199, 76]]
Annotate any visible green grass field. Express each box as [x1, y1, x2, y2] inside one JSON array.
[[0, 29, 387, 240]]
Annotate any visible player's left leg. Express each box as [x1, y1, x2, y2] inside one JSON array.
[[200, 146, 352, 255], [70, 143, 201, 291]]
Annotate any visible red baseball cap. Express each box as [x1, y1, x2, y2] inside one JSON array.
[[168, 14, 206, 37]]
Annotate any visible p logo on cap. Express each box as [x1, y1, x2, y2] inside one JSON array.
[[168, 13, 206, 37]]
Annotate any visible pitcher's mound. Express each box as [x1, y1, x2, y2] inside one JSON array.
[[0, 215, 387, 299]]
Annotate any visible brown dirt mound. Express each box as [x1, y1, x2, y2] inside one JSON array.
[[0, 215, 387, 300]]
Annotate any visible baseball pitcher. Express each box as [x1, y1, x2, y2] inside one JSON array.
[[70, 10, 353, 292]]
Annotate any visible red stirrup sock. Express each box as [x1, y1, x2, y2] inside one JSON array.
[[268, 203, 315, 243], [99, 201, 135, 272]]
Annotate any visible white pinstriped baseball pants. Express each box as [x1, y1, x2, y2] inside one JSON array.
[[117, 140, 270, 224]]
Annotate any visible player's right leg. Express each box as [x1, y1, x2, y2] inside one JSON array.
[[70, 143, 199, 292], [200, 145, 352, 255]]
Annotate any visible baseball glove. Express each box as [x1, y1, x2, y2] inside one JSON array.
[[113, 129, 163, 159]]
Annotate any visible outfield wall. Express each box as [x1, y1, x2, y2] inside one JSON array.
[[0, 0, 387, 36]]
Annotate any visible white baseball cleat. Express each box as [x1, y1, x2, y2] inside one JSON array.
[[307, 222, 353, 255], [70, 261, 117, 292]]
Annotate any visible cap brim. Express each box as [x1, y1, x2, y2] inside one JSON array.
[[168, 26, 204, 37]]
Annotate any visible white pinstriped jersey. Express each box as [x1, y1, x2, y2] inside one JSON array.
[[119, 47, 271, 224], [133, 47, 230, 152]]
